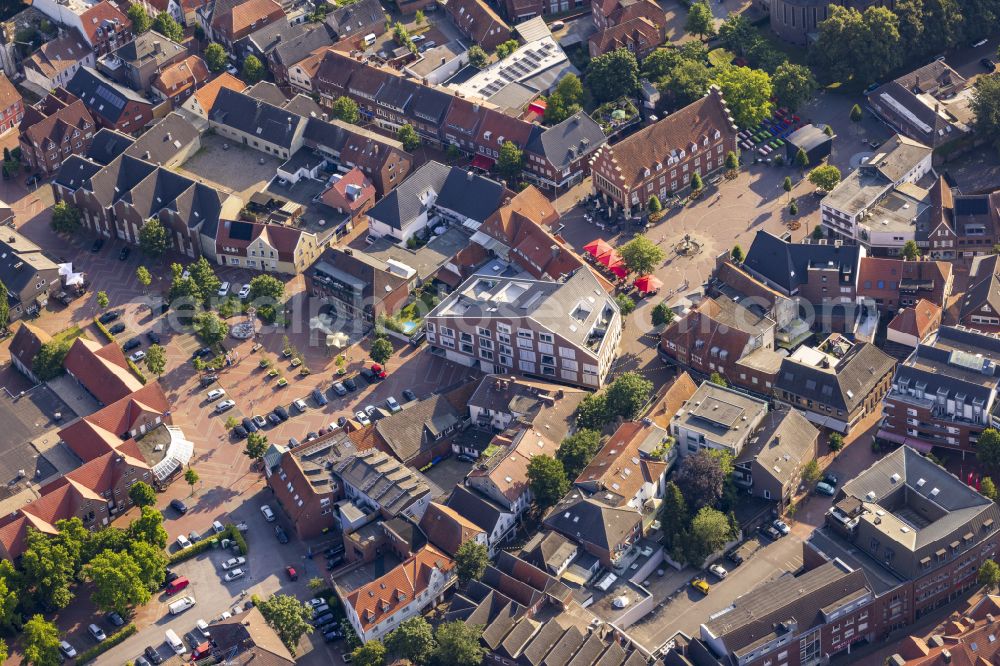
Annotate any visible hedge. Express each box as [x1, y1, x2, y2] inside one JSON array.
[[126, 358, 147, 384], [77, 623, 137, 664], [167, 524, 247, 566], [93, 316, 115, 342]]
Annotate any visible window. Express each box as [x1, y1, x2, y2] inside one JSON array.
[[559, 347, 576, 359], [517, 337, 533, 350], [477, 327, 491, 338], [461, 342, 474, 354], [541, 354, 556, 366], [517, 329, 533, 339], [480, 349, 494, 360], [539, 332, 554, 343], [460, 332, 473, 343], [479, 338, 494, 350]]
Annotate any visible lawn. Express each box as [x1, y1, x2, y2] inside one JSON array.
[[52, 325, 87, 346]]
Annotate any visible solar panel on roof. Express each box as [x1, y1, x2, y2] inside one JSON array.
[[96, 85, 125, 110], [955, 197, 989, 216]]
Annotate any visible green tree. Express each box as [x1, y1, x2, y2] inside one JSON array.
[[194, 24, 206, 40], [21, 529, 75, 610], [331, 96, 360, 123], [184, 467, 200, 495], [0, 573, 20, 632], [454, 540, 489, 584], [257, 594, 314, 656], [555, 73, 584, 107], [467, 45, 488, 68], [714, 66, 773, 129], [605, 372, 653, 420], [397, 123, 421, 151], [657, 59, 712, 108], [86, 550, 151, 615], [902, 239, 921, 260], [812, 6, 900, 84], [894, 0, 925, 58], [658, 481, 689, 551], [0, 279, 7, 331], [725, 150, 740, 171], [685, 0, 716, 39], [128, 506, 168, 548], [205, 43, 227, 72], [386, 616, 435, 664], [808, 164, 841, 192], [432, 621, 487, 666], [353, 640, 387, 666], [812, 225, 825, 240], [576, 392, 608, 429], [128, 481, 157, 508], [652, 302, 675, 327], [144, 343, 166, 376], [127, 4, 151, 33], [543, 92, 573, 125], [190, 256, 222, 304], [782, 175, 793, 199], [50, 201, 81, 233], [919, 0, 962, 54], [771, 62, 816, 111], [619, 235, 665, 275], [23, 615, 61, 666], [32, 338, 74, 380], [647, 195, 662, 213], [245, 431, 269, 461], [242, 55, 265, 83], [686, 507, 734, 563], [794, 147, 810, 170], [615, 293, 636, 315], [526, 454, 570, 508], [980, 560, 1000, 591], [415, 9, 425, 23], [717, 13, 757, 56], [495, 39, 519, 59], [641, 47, 682, 81], [587, 48, 640, 103], [802, 459, 822, 485], [370, 337, 394, 365], [96, 291, 109, 310], [731, 244, 744, 263], [691, 171, 704, 192], [194, 311, 227, 345], [128, 540, 167, 590], [789, 199, 799, 216], [829, 432, 844, 452], [984, 477, 998, 502], [557, 429, 602, 479], [152, 12, 183, 42], [136, 265, 152, 290], [496, 140, 524, 182], [675, 450, 725, 510], [980, 429, 1000, 473], [709, 371, 727, 386]]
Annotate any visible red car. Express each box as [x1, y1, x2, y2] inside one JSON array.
[[285, 566, 298, 581], [370, 363, 387, 379]]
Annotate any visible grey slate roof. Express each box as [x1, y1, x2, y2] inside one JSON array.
[[961, 254, 1000, 321], [367, 160, 504, 230], [325, 0, 385, 38], [543, 495, 640, 551], [410, 86, 452, 125], [66, 67, 150, 124], [271, 23, 335, 68], [332, 448, 432, 517], [0, 232, 59, 296], [735, 408, 818, 485], [374, 393, 463, 462], [124, 112, 199, 165], [744, 230, 864, 294], [54, 155, 104, 190], [446, 484, 510, 536], [112, 31, 186, 68], [85, 129, 134, 165], [525, 111, 606, 170], [209, 87, 303, 149], [245, 81, 288, 107], [778, 342, 896, 413], [243, 18, 302, 56]]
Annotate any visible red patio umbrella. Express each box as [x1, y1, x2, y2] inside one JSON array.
[[634, 275, 663, 294], [610, 263, 628, 279], [598, 249, 622, 268], [584, 238, 614, 258]]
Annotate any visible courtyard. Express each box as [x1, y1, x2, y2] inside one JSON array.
[[176, 134, 284, 201]]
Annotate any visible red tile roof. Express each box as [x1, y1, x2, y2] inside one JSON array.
[[858, 257, 953, 308], [20, 91, 95, 153], [153, 55, 211, 99], [0, 73, 21, 112], [589, 17, 662, 57], [888, 298, 941, 342], [574, 421, 667, 505], [58, 382, 170, 461], [320, 167, 374, 213], [190, 73, 246, 114], [444, 0, 512, 51], [63, 337, 143, 405], [418, 502, 485, 556], [78, 1, 131, 45], [466, 425, 558, 504], [346, 545, 454, 631]]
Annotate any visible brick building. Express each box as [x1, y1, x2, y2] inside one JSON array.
[[19, 89, 96, 176]]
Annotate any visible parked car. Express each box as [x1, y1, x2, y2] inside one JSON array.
[[176, 534, 193, 549], [135, 656, 152, 666], [385, 396, 401, 413], [193, 346, 212, 358], [456, 454, 476, 463], [233, 424, 248, 439], [402, 389, 416, 402], [224, 568, 245, 582], [337, 416, 347, 427], [242, 417, 258, 433], [261, 505, 276, 521], [762, 526, 782, 541], [238, 284, 251, 299], [274, 525, 289, 544], [815, 481, 836, 496], [122, 337, 141, 352], [215, 399, 236, 413], [129, 350, 146, 362], [91, 238, 104, 252], [267, 413, 282, 425], [109, 322, 126, 335], [200, 373, 218, 386], [311, 604, 330, 618], [983, 57, 997, 70], [145, 645, 165, 664], [691, 579, 710, 595], [312, 389, 328, 406], [196, 619, 211, 638], [189, 530, 201, 542], [146, 331, 161, 344], [360, 367, 375, 381], [218, 282, 230, 297], [274, 405, 289, 421], [99, 310, 121, 324], [285, 566, 298, 581], [727, 551, 744, 565], [343, 378, 357, 392], [118, 246, 130, 261], [772, 519, 790, 536], [293, 399, 308, 413], [207, 388, 226, 401], [355, 411, 371, 426], [253, 415, 267, 428], [170, 499, 188, 514], [550, 19, 565, 29], [105, 611, 125, 627], [332, 382, 347, 396], [89, 624, 107, 642], [312, 612, 334, 626], [59, 641, 78, 659], [823, 472, 839, 486], [709, 564, 728, 579]]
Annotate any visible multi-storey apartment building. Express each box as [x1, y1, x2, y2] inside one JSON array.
[[425, 270, 622, 388], [590, 87, 738, 213], [19, 89, 96, 176], [820, 134, 933, 252], [882, 325, 1000, 456], [670, 381, 769, 457]]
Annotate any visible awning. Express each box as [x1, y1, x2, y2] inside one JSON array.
[[528, 99, 547, 114], [471, 154, 495, 170], [876, 429, 933, 453]]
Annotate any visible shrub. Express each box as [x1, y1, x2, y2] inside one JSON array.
[[93, 317, 115, 342], [76, 624, 137, 663], [166, 524, 247, 565], [126, 359, 147, 384]]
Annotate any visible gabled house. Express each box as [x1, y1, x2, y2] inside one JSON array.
[[418, 501, 487, 556], [0, 228, 61, 322], [19, 88, 96, 175], [319, 167, 376, 222], [151, 55, 211, 106], [589, 0, 666, 60], [733, 408, 818, 508], [210, 608, 295, 665], [867, 60, 970, 149], [0, 74, 22, 135], [269, 26, 336, 87], [857, 257, 953, 312], [57, 381, 171, 460], [201, 0, 286, 48], [214, 219, 322, 274], [332, 448, 433, 521], [305, 247, 410, 331], [180, 72, 246, 118], [374, 386, 473, 467], [32, 0, 132, 57], [542, 495, 642, 569], [887, 299, 942, 350], [65, 67, 156, 134], [959, 253, 1000, 332], [467, 425, 559, 516], [24, 31, 95, 93], [446, 484, 517, 554], [574, 420, 670, 513], [9, 322, 52, 384], [466, 374, 587, 440], [325, 0, 386, 41], [63, 337, 144, 406], [444, 0, 513, 53], [101, 31, 187, 92]]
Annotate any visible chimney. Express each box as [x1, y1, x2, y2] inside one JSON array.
[[153, 40, 160, 53], [166, 132, 172, 141], [942, 649, 952, 663], [551, 244, 560, 259], [467, 170, 474, 181]]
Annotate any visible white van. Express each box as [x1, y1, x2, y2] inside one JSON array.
[[363, 33, 377, 47], [168, 595, 197, 615], [165, 629, 186, 655]]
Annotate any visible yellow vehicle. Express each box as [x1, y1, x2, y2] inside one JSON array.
[[691, 579, 710, 595]]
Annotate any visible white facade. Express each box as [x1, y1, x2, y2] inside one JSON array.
[[344, 565, 453, 643], [25, 51, 94, 92]]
